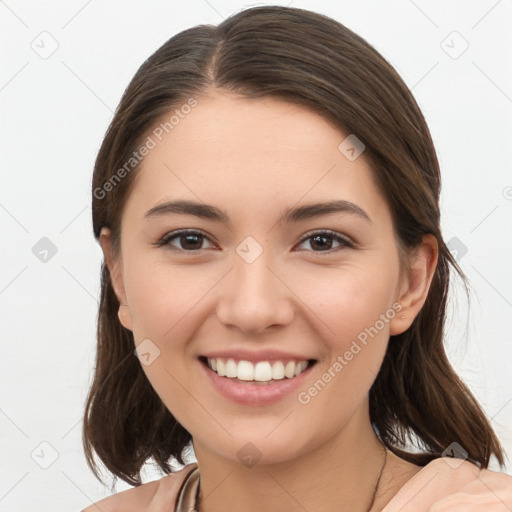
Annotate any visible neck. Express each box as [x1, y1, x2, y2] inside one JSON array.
[[193, 407, 388, 512]]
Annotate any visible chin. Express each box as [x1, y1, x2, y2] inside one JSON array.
[[194, 427, 312, 468]]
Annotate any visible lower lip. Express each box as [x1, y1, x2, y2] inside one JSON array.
[[198, 359, 316, 406]]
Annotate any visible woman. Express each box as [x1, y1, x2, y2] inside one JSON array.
[[82, 5, 512, 511]]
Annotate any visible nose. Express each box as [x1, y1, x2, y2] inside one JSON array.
[[215, 249, 295, 334]]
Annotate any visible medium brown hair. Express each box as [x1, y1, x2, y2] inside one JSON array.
[[83, 5, 505, 487]]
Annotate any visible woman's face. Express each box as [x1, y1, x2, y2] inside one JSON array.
[[101, 90, 428, 466]]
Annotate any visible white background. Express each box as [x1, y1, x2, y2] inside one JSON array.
[[1, 0, 511, 510]]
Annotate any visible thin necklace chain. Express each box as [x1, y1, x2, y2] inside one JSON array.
[[192, 444, 389, 512], [366, 445, 388, 512]]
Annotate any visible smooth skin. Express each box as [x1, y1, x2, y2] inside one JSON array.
[[98, 90, 438, 512]]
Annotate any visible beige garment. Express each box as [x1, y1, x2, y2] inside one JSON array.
[[171, 458, 512, 511]]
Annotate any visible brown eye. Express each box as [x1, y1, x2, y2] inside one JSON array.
[[157, 230, 215, 251], [297, 230, 353, 252]]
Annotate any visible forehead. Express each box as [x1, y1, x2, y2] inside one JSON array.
[[124, 91, 391, 227]]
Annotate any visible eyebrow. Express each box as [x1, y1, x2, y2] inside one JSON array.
[[144, 199, 372, 225]]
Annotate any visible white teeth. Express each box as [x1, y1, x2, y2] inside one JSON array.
[[216, 359, 226, 377], [284, 361, 295, 378], [271, 361, 285, 380], [225, 358, 238, 378], [254, 361, 272, 381], [206, 357, 310, 382], [294, 361, 308, 376], [237, 360, 254, 381]]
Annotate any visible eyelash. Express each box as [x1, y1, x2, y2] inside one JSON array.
[[154, 229, 354, 254]]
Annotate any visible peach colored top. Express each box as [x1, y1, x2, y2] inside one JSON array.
[[84, 457, 512, 511], [380, 457, 512, 511], [171, 459, 512, 512]]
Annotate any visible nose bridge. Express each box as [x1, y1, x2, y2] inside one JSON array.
[[234, 247, 275, 297], [215, 239, 293, 332]]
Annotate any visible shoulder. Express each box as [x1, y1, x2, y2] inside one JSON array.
[[80, 463, 198, 512], [383, 457, 512, 511]]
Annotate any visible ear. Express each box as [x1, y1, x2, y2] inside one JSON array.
[[389, 234, 438, 336], [99, 227, 133, 332]]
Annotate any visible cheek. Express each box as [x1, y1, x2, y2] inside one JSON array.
[[292, 268, 396, 426], [124, 260, 207, 424], [289, 259, 399, 343], [125, 257, 210, 341]]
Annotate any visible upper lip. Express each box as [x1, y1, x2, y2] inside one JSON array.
[[200, 349, 316, 363]]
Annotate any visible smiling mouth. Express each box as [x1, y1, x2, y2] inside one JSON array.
[[199, 356, 317, 384]]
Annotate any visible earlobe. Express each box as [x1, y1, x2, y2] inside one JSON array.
[[117, 303, 133, 332], [389, 234, 438, 336], [99, 227, 133, 332]]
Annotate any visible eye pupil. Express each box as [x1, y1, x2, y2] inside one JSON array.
[[310, 235, 332, 251], [181, 234, 203, 250]]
